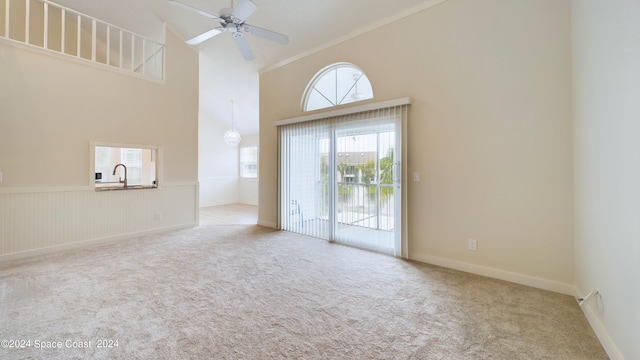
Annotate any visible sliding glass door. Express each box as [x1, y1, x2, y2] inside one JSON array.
[[333, 122, 399, 254], [279, 104, 406, 256]]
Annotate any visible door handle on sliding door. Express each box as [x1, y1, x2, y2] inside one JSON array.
[[393, 162, 401, 184]]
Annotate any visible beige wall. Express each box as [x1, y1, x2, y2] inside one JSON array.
[[573, 0, 640, 358], [259, 0, 573, 289], [0, 27, 199, 259], [0, 28, 198, 187]]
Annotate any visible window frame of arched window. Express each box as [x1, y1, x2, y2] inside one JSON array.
[[302, 62, 374, 112]]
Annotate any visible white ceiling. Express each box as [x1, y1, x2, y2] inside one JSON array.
[[52, 0, 443, 135], [147, 0, 441, 72]]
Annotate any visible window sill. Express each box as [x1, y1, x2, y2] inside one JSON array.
[[95, 184, 158, 191]]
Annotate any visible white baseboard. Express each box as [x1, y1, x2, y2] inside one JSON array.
[[0, 223, 196, 263], [574, 287, 624, 360], [409, 253, 575, 296]]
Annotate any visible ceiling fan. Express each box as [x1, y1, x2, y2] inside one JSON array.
[[168, 0, 289, 60]]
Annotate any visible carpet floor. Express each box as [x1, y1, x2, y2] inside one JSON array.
[[0, 225, 607, 359]]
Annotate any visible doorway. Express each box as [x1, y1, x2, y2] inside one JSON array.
[[200, 204, 258, 225], [279, 104, 406, 256]]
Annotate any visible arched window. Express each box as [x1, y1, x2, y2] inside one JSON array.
[[302, 62, 374, 112]]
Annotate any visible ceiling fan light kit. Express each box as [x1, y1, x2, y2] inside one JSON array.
[[168, 0, 289, 60]]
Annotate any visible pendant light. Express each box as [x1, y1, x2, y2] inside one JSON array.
[[224, 100, 242, 145]]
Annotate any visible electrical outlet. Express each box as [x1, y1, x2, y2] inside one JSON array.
[[468, 239, 477, 251], [154, 213, 161, 221], [0, 171, 3, 183], [413, 171, 420, 181]]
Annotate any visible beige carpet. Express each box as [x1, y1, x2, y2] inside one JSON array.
[[0, 225, 607, 359]]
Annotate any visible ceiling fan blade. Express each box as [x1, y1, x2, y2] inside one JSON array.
[[242, 24, 289, 45], [186, 27, 226, 45], [168, 0, 225, 24], [231, 0, 258, 23], [232, 32, 254, 60]]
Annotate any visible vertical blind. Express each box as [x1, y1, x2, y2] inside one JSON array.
[[277, 99, 409, 256]]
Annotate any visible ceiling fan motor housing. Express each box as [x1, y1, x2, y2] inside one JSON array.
[[219, 8, 234, 21]]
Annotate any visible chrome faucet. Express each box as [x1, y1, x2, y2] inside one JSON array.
[[112, 163, 128, 187]]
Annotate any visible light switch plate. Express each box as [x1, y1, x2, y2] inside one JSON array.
[[413, 171, 420, 181]]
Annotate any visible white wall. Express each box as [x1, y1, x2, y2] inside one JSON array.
[[259, 0, 574, 293], [198, 50, 259, 207], [0, 185, 197, 260], [198, 130, 259, 207], [239, 134, 259, 206], [198, 110, 241, 207], [572, 0, 640, 358]]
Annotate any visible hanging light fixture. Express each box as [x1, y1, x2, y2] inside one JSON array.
[[224, 100, 242, 145]]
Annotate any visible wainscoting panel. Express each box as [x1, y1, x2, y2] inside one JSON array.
[[0, 183, 198, 259]]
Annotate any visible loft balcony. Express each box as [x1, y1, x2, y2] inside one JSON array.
[[0, 0, 164, 81]]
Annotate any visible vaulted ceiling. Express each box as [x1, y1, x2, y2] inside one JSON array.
[[51, 0, 444, 134]]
